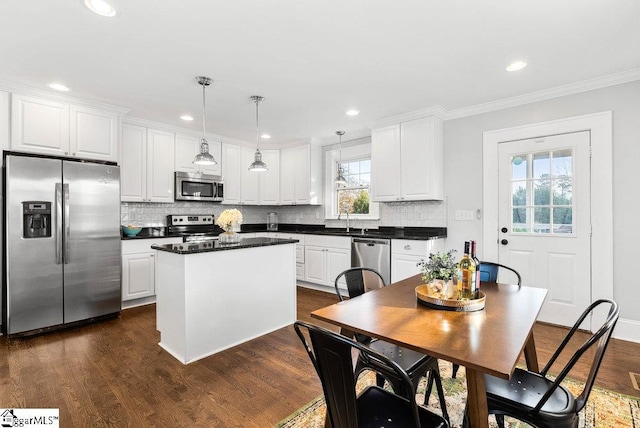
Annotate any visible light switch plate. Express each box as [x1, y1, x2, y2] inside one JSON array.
[[454, 210, 474, 221]]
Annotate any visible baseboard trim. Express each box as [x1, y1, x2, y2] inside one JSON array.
[[612, 318, 640, 344]]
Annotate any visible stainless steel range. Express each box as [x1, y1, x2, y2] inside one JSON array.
[[167, 215, 224, 242]]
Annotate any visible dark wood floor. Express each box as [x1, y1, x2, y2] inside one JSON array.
[[0, 287, 638, 427]]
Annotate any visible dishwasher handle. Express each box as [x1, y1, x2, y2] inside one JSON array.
[[352, 238, 390, 246]]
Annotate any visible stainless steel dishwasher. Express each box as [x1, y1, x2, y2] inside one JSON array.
[[351, 237, 391, 284]]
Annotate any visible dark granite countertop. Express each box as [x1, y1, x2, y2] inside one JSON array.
[[151, 237, 299, 255], [124, 224, 446, 241]]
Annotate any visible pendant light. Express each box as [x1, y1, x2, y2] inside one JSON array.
[[248, 95, 268, 172], [334, 130, 347, 187], [193, 76, 218, 166]]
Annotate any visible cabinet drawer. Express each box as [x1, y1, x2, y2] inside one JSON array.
[[295, 245, 304, 263], [295, 263, 304, 280], [304, 234, 350, 249]]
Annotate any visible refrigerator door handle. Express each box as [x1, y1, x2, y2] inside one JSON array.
[[55, 182, 63, 264], [63, 183, 70, 264]]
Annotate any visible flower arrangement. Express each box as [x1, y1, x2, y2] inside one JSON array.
[[216, 209, 243, 232], [417, 249, 457, 283]]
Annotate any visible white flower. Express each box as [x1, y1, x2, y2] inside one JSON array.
[[216, 209, 243, 231]]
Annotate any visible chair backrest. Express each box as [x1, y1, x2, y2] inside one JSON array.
[[536, 299, 619, 413], [479, 261, 522, 285], [293, 320, 421, 427], [334, 267, 386, 301]]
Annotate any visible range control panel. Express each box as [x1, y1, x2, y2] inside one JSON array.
[[167, 215, 214, 226]]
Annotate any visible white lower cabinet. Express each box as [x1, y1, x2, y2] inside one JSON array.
[[391, 239, 444, 283], [304, 235, 350, 288], [121, 237, 182, 304]]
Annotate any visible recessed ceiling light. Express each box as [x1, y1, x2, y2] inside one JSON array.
[[180, 115, 194, 121], [346, 109, 360, 116], [261, 134, 271, 140], [47, 83, 70, 92], [506, 61, 528, 72], [84, 0, 118, 17]]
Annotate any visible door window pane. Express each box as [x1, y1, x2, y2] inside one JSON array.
[[534, 208, 550, 233], [533, 180, 551, 205], [533, 152, 550, 179], [551, 149, 572, 177], [552, 179, 572, 205], [512, 182, 526, 206], [512, 208, 529, 232], [511, 155, 527, 180], [553, 208, 573, 233]]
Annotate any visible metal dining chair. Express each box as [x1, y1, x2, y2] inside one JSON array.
[[470, 299, 619, 428], [334, 267, 449, 423], [294, 320, 450, 428], [452, 261, 522, 379]]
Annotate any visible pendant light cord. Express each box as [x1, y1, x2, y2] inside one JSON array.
[[202, 82, 207, 138], [255, 98, 260, 151]]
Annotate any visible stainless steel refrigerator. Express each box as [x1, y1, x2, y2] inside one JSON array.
[[3, 154, 121, 335]]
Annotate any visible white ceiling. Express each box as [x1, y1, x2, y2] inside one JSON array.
[[1, 0, 639, 146]]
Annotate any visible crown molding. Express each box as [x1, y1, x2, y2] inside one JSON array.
[[445, 68, 640, 120], [121, 116, 253, 147], [367, 105, 446, 129], [0, 79, 130, 115]]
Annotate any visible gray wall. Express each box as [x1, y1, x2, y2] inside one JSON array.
[[443, 80, 640, 321]]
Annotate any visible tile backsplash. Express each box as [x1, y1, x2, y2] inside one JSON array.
[[121, 200, 447, 228]]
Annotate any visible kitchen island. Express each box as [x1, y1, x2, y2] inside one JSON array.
[[151, 237, 298, 364]]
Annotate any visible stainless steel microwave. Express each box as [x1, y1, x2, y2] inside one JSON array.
[[174, 171, 224, 202]]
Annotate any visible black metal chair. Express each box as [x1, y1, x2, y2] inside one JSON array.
[[452, 261, 522, 378], [294, 321, 449, 428], [334, 268, 449, 424], [472, 299, 619, 428]]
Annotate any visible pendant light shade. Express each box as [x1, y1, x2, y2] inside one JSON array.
[[193, 76, 218, 166], [335, 130, 347, 187], [249, 95, 268, 172]]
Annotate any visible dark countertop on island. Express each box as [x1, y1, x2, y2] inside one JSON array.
[[151, 237, 298, 255], [126, 224, 446, 241]]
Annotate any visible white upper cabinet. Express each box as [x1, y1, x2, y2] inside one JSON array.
[[146, 129, 175, 203], [0, 91, 9, 151], [70, 105, 118, 162], [120, 124, 175, 203], [371, 116, 444, 201], [174, 133, 221, 175], [259, 150, 280, 205], [10, 93, 119, 162], [240, 146, 259, 204], [280, 144, 322, 205], [221, 143, 241, 204]]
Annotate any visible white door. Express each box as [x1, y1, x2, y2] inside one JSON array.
[[498, 131, 591, 326]]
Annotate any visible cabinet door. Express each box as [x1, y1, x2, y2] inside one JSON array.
[[259, 149, 280, 205], [122, 252, 155, 301], [221, 143, 241, 204], [327, 247, 350, 288], [391, 254, 423, 283], [1, 91, 10, 151], [371, 124, 401, 201], [120, 124, 147, 202], [304, 246, 326, 285], [146, 129, 175, 203], [175, 134, 221, 175], [11, 94, 69, 156], [294, 145, 311, 204], [70, 105, 118, 162], [280, 147, 295, 205], [240, 147, 259, 204], [400, 117, 443, 200]]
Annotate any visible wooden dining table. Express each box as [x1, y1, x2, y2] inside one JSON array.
[[310, 274, 547, 428]]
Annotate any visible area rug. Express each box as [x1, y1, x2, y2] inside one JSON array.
[[276, 361, 640, 428]]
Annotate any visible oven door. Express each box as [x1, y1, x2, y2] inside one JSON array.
[[174, 172, 222, 202]]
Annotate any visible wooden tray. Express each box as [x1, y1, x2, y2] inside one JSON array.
[[415, 285, 486, 312]]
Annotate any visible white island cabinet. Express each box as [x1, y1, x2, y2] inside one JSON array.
[[152, 238, 297, 364]]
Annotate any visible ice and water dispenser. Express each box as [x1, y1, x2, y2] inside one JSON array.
[[22, 201, 52, 238]]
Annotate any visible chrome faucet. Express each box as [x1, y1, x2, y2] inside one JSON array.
[[338, 210, 350, 232]]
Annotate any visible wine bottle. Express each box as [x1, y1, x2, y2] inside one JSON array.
[[457, 241, 477, 300], [471, 240, 481, 298]]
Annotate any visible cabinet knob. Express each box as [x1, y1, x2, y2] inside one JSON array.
[[404, 245, 411, 250], [72, 152, 76, 156], [65, 151, 68, 155]]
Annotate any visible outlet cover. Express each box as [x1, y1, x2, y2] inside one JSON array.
[[454, 210, 474, 221]]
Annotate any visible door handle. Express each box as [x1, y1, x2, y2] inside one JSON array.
[[501, 227, 508, 233], [55, 183, 63, 264], [501, 239, 508, 245], [63, 183, 70, 264]]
